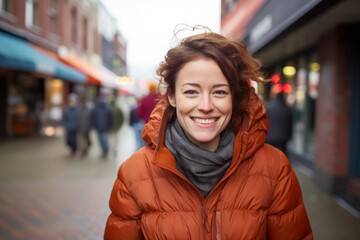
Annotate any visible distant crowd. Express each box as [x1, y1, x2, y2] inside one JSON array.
[[61, 83, 160, 159], [61, 93, 123, 159]]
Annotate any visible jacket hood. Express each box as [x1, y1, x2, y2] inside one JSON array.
[[142, 89, 269, 159]]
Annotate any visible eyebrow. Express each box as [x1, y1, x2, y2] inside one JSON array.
[[181, 83, 230, 88]]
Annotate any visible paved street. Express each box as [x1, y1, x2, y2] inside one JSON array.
[[0, 122, 360, 239]]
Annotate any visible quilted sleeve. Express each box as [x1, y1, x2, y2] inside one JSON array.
[[267, 151, 313, 240], [104, 165, 144, 240]]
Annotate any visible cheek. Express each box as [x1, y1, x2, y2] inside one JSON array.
[[175, 96, 193, 112], [215, 98, 232, 113], [176, 102, 191, 115]]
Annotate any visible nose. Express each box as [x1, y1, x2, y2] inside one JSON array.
[[198, 94, 214, 112]]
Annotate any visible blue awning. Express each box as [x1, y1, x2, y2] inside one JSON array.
[[0, 31, 86, 83]]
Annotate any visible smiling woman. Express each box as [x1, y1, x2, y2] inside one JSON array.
[[104, 27, 313, 240]]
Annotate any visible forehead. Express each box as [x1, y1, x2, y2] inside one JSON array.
[[176, 58, 228, 87]]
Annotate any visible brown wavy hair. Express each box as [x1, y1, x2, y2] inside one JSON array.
[[156, 29, 264, 131]]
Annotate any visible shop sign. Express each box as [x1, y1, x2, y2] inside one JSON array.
[[250, 15, 272, 43]]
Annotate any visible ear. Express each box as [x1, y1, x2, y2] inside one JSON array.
[[167, 94, 176, 107]]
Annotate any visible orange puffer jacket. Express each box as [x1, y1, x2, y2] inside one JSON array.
[[104, 92, 313, 240]]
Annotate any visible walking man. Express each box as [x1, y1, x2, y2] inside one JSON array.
[[91, 95, 114, 159]]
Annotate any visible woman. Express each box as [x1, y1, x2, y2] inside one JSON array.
[[104, 30, 313, 239]]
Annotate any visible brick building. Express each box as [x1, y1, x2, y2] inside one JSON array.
[[0, 0, 126, 138]]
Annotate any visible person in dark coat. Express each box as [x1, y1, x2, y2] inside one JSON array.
[[76, 98, 92, 157], [62, 93, 79, 157], [265, 90, 293, 155], [91, 96, 114, 158]]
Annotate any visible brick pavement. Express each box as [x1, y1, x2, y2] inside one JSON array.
[[0, 134, 119, 240], [1, 128, 360, 239], [0, 179, 113, 240]]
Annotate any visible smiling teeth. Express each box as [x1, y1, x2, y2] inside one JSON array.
[[194, 118, 216, 124]]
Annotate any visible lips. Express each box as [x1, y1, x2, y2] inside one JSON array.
[[192, 117, 218, 124]]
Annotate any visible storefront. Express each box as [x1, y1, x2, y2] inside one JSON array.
[[243, 0, 360, 210], [0, 31, 86, 138]]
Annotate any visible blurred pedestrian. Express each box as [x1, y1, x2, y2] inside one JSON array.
[[61, 93, 79, 157], [110, 97, 124, 133], [132, 83, 160, 149], [104, 28, 312, 239], [136, 82, 160, 123], [76, 98, 92, 157], [265, 89, 293, 155], [91, 95, 114, 159], [129, 101, 145, 150]]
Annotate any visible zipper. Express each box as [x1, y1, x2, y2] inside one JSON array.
[[216, 210, 221, 240], [201, 205, 210, 240]]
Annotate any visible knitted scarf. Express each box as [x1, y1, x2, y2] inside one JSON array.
[[165, 119, 235, 197]]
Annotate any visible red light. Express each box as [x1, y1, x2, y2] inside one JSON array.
[[271, 74, 281, 83], [282, 83, 292, 93], [272, 83, 292, 93], [273, 84, 282, 93]]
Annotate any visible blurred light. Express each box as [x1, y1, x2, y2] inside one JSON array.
[[282, 83, 292, 93], [310, 62, 320, 71], [271, 73, 281, 83], [118, 88, 129, 95], [118, 76, 134, 85], [273, 84, 282, 93], [282, 66, 296, 78], [51, 79, 63, 89], [273, 83, 292, 93], [44, 126, 55, 136]]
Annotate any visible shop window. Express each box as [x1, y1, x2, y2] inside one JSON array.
[[8, 76, 45, 137], [309, 62, 320, 99], [289, 54, 319, 162]]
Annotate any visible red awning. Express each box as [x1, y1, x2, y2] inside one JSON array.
[[59, 55, 102, 85], [59, 55, 120, 88]]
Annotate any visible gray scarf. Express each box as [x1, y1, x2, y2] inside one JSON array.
[[165, 120, 235, 197]]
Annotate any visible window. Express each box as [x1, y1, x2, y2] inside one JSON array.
[[49, 0, 58, 34], [1, 0, 13, 13], [82, 17, 88, 51], [225, 0, 238, 12], [25, 0, 39, 28], [71, 7, 77, 45]]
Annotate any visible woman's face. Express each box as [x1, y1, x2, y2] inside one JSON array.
[[168, 58, 232, 152]]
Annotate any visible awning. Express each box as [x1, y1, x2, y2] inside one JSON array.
[[59, 55, 120, 89], [0, 31, 86, 83], [98, 65, 121, 89]]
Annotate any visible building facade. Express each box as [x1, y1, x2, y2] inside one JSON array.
[[221, 0, 360, 212], [0, 0, 126, 138]]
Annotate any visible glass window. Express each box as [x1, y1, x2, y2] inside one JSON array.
[[25, 0, 39, 28], [1, 0, 13, 13], [49, 0, 58, 34], [82, 17, 88, 51], [304, 53, 320, 159], [225, 0, 238, 11], [71, 7, 77, 45]]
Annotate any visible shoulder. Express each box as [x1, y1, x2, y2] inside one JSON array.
[[250, 144, 292, 179], [117, 147, 155, 188]]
